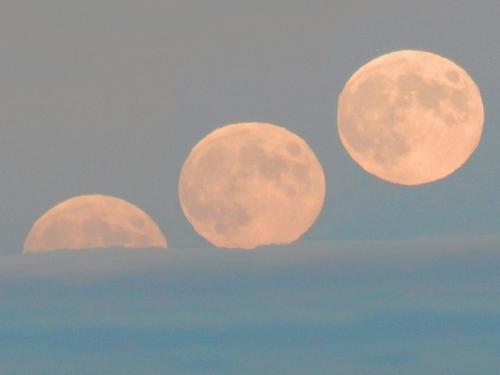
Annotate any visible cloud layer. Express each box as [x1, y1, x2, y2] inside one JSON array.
[[1, 236, 499, 374]]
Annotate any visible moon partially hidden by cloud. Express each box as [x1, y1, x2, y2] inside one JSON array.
[[337, 50, 484, 185], [23, 195, 167, 252], [179, 122, 326, 249]]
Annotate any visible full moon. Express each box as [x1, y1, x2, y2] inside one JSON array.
[[179, 122, 325, 249], [23, 195, 167, 252], [337, 50, 484, 185]]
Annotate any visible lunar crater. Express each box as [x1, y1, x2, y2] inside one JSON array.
[[446, 70, 460, 83], [23, 195, 167, 252], [179, 122, 325, 249], [131, 216, 145, 229], [338, 50, 484, 185]]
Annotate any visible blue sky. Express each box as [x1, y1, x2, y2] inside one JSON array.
[[2, 237, 500, 374]]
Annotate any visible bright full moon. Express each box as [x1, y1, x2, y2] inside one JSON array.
[[179, 122, 326, 249], [23, 195, 167, 252], [337, 50, 484, 185]]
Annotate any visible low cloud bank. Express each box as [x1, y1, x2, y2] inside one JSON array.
[[0, 234, 498, 283]]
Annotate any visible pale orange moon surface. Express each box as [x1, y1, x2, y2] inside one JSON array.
[[337, 50, 484, 185], [179, 122, 326, 249], [23, 195, 167, 252]]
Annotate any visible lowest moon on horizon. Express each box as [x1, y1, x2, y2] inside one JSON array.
[[24, 195, 167, 252], [179, 123, 326, 249], [337, 50, 484, 185]]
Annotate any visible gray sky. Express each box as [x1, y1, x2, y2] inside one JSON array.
[[0, 2, 499, 373], [0, 0, 499, 253]]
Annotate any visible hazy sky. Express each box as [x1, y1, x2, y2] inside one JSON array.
[[1, 2, 499, 374], [0, 0, 498, 253], [1, 237, 500, 374]]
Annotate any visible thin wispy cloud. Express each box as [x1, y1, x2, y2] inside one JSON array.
[[1, 234, 499, 282]]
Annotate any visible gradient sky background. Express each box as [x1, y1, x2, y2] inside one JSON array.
[[0, 0, 499, 374], [0, 0, 499, 251]]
